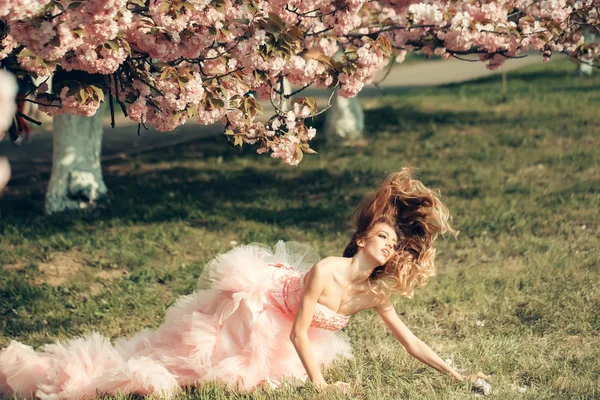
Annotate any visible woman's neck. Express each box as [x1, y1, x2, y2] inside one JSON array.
[[348, 251, 379, 285]]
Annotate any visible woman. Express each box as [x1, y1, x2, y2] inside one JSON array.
[[0, 169, 467, 399]]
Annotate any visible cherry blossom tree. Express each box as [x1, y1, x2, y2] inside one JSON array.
[[1, 0, 598, 212]]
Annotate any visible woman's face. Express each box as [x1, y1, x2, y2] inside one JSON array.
[[357, 222, 398, 265]]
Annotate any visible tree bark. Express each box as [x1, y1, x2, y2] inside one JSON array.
[[45, 103, 107, 214], [0, 157, 10, 192], [576, 60, 593, 77], [576, 29, 595, 77], [282, 78, 292, 111], [323, 94, 365, 144]]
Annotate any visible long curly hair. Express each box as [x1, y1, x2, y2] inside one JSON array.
[[343, 168, 456, 298]]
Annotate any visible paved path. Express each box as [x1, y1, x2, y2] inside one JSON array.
[[1, 55, 543, 181]]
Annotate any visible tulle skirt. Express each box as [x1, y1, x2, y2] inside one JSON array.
[[0, 242, 352, 399]]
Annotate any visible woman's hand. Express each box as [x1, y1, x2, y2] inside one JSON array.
[[468, 372, 490, 383], [468, 372, 492, 396]]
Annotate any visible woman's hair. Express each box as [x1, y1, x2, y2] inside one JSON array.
[[343, 168, 456, 298]]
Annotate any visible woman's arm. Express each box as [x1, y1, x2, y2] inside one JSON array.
[[375, 301, 464, 381], [289, 262, 329, 387]]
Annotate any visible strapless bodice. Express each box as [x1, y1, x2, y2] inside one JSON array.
[[268, 264, 350, 331]]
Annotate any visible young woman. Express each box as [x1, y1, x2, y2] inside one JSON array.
[[0, 169, 466, 399]]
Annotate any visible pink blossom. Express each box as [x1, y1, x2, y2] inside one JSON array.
[[0, 34, 18, 60], [39, 87, 101, 117], [271, 135, 301, 166], [0, 0, 598, 165], [0, 0, 50, 20]]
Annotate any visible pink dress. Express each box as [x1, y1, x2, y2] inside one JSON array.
[[0, 242, 352, 399]]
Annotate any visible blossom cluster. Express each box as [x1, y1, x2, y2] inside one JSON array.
[[377, 0, 599, 70], [0, 0, 598, 165]]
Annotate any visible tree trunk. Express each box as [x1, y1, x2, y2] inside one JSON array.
[[45, 103, 107, 214], [323, 95, 365, 144], [0, 157, 10, 192], [576, 61, 593, 77], [576, 30, 595, 77], [282, 78, 292, 111]]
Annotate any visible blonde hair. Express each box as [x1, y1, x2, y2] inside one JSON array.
[[343, 168, 456, 297]]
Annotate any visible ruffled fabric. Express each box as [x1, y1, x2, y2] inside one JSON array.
[[0, 241, 352, 399]]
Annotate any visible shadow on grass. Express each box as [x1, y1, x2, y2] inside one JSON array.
[[0, 100, 543, 236], [452, 67, 573, 87], [364, 104, 488, 132], [0, 147, 367, 240]]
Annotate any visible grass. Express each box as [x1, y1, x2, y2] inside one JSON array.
[[1, 58, 599, 399]]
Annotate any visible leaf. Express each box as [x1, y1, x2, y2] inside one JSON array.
[[72, 27, 86, 38], [295, 144, 304, 163], [317, 55, 335, 68], [234, 135, 243, 147], [267, 12, 285, 31], [18, 48, 33, 58], [181, 1, 196, 11], [376, 36, 392, 57], [212, 98, 225, 108], [159, 1, 170, 13], [49, 35, 61, 48], [302, 145, 317, 154], [520, 15, 535, 24], [129, 0, 146, 7], [160, 66, 176, 81], [53, 1, 65, 12], [104, 40, 120, 51], [253, 70, 267, 81], [186, 106, 196, 118], [302, 49, 322, 60], [225, 129, 235, 136], [288, 26, 304, 41], [66, 86, 78, 98], [122, 40, 132, 55], [79, 87, 89, 103], [247, 0, 259, 13], [303, 96, 317, 113], [91, 86, 105, 103], [180, 29, 194, 41], [67, 1, 82, 10]]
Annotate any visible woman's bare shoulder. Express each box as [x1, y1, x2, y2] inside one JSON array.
[[310, 256, 349, 270], [305, 257, 349, 283], [320, 256, 349, 264]]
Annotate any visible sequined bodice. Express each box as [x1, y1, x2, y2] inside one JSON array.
[[268, 265, 350, 331]]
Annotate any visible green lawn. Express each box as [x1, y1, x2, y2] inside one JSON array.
[[1, 58, 599, 399]]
